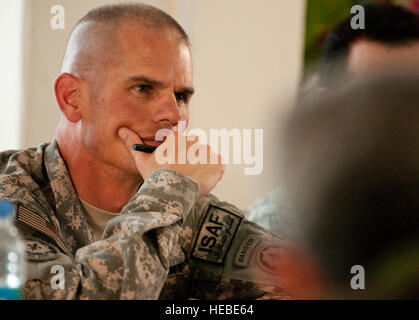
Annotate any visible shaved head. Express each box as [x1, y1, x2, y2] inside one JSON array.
[[61, 21, 118, 78], [61, 3, 189, 81]]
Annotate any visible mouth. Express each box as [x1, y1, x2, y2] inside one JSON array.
[[141, 137, 164, 147]]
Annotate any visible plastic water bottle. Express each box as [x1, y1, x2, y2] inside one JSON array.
[[0, 201, 26, 300]]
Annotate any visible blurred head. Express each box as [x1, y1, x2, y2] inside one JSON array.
[[319, 3, 419, 90], [280, 71, 419, 299], [55, 3, 194, 176]]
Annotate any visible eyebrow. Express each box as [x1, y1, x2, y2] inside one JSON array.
[[126, 75, 195, 95]]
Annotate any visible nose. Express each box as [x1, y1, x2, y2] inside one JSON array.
[[153, 93, 181, 128]]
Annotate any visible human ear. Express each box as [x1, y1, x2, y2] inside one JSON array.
[[54, 73, 82, 122]]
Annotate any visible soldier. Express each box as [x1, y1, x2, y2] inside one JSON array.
[[247, 2, 419, 236], [0, 3, 289, 299], [278, 71, 419, 299], [319, 2, 419, 90]]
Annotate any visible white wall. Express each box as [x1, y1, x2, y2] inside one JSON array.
[[0, 1, 24, 150], [188, 0, 306, 208], [4, 0, 306, 209]]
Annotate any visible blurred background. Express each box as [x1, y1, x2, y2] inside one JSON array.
[[0, 0, 417, 209], [304, 0, 419, 71]]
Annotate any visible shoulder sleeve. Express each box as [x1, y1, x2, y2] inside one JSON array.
[[175, 194, 293, 300], [20, 168, 199, 299]]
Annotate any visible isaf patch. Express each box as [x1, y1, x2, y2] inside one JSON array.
[[25, 238, 59, 261], [191, 205, 242, 264]]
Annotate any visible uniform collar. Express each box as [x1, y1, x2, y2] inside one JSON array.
[[44, 139, 95, 256]]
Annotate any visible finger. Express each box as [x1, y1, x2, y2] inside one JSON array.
[[118, 127, 147, 158]]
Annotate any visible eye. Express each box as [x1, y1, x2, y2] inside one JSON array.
[[133, 85, 152, 94], [175, 92, 187, 104]]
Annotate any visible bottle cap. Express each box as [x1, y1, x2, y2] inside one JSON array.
[[0, 200, 15, 219]]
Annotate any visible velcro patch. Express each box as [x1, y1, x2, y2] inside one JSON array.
[[191, 205, 242, 264], [234, 235, 260, 268], [257, 245, 286, 275], [25, 238, 59, 261]]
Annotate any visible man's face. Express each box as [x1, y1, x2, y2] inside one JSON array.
[[347, 38, 419, 76], [79, 22, 194, 176]]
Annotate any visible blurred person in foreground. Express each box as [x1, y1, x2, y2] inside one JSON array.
[[0, 3, 290, 299], [247, 2, 419, 237], [276, 70, 419, 299]]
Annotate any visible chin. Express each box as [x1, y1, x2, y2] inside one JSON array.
[[118, 159, 138, 175], [120, 157, 143, 179]]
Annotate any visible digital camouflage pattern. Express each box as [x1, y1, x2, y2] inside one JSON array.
[[0, 140, 291, 299]]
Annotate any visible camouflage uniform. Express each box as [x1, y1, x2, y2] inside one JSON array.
[[0, 140, 290, 299]]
